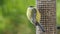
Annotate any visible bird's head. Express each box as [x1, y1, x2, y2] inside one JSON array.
[[29, 6, 34, 7], [28, 6, 35, 11]]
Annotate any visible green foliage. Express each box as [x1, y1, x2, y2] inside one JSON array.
[[0, 0, 4, 6], [57, 0, 60, 25], [0, 0, 35, 34]]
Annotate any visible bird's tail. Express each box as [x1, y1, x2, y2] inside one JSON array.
[[36, 22, 45, 32]]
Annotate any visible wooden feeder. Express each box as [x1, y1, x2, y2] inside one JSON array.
[[36, 0, 56, 34]]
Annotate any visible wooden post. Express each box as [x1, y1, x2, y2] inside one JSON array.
[[36, 0, 56, 34]]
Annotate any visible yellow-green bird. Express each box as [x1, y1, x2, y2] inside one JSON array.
[[26, 6, 45, 32]]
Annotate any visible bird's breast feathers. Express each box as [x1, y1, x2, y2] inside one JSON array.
[[27, 8, 32, 22]]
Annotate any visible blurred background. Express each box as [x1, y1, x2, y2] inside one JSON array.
[[0, 0, 60, 34]]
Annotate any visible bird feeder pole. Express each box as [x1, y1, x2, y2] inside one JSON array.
[[36, 0, 56, 34]]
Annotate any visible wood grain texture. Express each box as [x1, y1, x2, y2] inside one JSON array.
[[36, 0, 56, 34]]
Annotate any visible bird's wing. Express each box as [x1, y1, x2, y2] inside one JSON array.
[[26, 8, 36, 24], [32, 8, 41, 25], [31, 8, 37, 25]]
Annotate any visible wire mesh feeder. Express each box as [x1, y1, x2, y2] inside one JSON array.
[[36, 0, 56, 34]]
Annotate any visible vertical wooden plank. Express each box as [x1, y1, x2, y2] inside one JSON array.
[[36, 0, 56, 34]]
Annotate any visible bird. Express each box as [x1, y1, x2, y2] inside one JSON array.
[[26, 6, 45, 32]]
